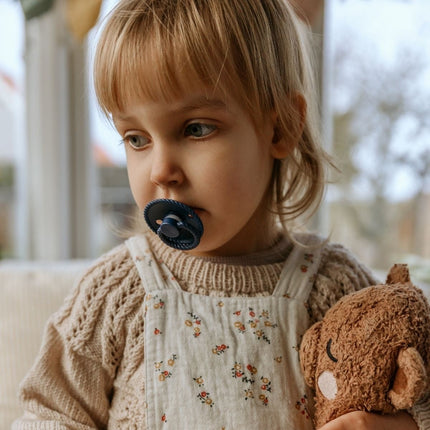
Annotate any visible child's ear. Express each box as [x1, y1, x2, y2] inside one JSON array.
[[270, 93, 307, 160]]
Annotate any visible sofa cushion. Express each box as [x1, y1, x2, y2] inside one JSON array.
[[0, 260, 90, 429]]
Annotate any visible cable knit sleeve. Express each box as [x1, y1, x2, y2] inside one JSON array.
[[410, 398, 430, 430], [12, 244, 143, 430], [308, 241, 430, 430], [307, 241, 378, 323]]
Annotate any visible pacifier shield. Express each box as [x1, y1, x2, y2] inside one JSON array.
[[144, 199, 204, 250]]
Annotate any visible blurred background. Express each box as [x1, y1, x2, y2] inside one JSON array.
[[0, 0, 429, 282]]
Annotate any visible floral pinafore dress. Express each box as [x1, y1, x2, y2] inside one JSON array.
[[126, 234, 321, 430]]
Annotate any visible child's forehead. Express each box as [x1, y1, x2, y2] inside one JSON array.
[[110, 41, 248, 117], [96, 12, 264, 125], [115, 71, 232, 110], [112, 91, 232, 121], [109, 46, 232, 113], [110, 59, 264, 130]]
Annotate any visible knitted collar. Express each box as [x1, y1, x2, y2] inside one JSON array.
[[146, 233, 293, 296]]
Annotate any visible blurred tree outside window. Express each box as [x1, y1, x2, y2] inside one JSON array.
[[328, 0, 430, 283]]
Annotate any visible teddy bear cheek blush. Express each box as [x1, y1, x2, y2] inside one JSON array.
[[317, 370, 338, 400]]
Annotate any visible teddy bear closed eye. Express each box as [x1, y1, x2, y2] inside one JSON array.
[[300, 264, 430, 429]]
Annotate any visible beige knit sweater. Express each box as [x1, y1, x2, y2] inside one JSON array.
[[13, 234, 430, 429]]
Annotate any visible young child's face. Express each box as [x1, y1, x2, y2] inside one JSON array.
[[113, 88, 280, 257]]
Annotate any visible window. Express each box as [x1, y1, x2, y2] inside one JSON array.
[[327, 0, 430, 282], [1, 0, 428, 282], [0, 0, 25, 258]]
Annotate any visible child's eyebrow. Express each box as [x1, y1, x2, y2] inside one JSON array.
[[177, 96, 228, 113], [113, 96, 229, 124]]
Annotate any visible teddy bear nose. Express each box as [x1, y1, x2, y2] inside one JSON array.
[[318, 371, 338, 400]]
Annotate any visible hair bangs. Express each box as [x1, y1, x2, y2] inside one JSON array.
[[94, 0, 235, 116]]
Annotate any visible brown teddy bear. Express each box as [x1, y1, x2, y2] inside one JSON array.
[[300, 264, 430, 429]]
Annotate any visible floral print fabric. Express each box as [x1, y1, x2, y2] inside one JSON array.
[[127, 235, 322, 430]]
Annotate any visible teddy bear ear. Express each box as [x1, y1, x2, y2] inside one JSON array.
[[386, 264, 411, 285], [300, 321, 323, 388], [388, 347, 428, 410]]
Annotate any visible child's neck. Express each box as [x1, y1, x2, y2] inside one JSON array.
[[148, 230, 290, 266]]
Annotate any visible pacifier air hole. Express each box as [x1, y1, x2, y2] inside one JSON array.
[[144, 199, 204, 250]]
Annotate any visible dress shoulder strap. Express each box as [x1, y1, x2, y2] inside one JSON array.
[[272, 233, 325, 301], [126, 235, 182, 293]]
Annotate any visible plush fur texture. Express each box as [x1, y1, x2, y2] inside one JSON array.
[[300, 264, 430, 429]]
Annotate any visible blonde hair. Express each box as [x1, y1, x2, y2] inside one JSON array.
[[94, 0, 330, 225]]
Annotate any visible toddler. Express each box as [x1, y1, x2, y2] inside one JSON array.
[[13, 0, 429, 429]]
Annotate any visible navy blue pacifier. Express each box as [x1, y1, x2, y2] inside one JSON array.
[[144, 199, 204, 250]]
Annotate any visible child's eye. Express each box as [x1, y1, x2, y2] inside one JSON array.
[[184, 123, 217, 138], [123, 134, 149, 150]]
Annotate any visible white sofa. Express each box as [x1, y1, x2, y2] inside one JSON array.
[[0, 260, 90, 429]]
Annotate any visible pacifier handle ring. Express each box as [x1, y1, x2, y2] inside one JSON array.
[[144, 199, 204, 250]]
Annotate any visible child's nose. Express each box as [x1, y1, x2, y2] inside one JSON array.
[[150, 144, 184, 188]]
